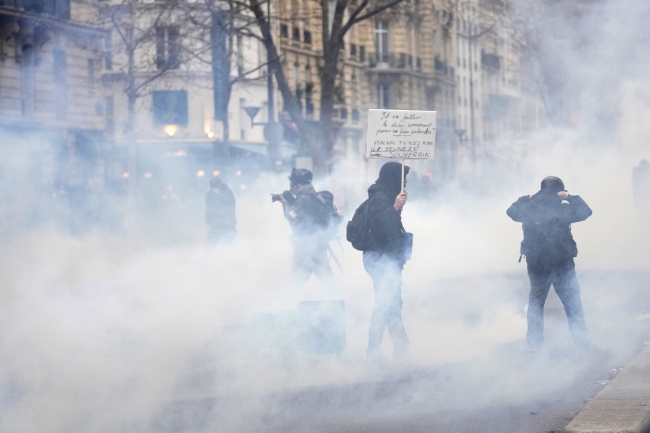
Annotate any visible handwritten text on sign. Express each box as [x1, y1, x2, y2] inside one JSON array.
[[366, 109, 437, 160]]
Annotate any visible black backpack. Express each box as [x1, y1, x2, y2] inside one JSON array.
[[314, 191, 343, 237], [346, 198, 373, 251], [520, 221, 577, 262]]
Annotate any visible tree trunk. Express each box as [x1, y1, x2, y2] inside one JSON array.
[[248, 0, 308, 142], [125, 40, 138, 241], [126, 89, 137, 240], [318, 47, 340, 174]]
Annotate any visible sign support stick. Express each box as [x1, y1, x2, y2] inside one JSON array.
[[401, 159, 405, 192]]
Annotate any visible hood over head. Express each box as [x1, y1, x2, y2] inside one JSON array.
[[210, 176, 228, 189], [369, 161, 410, 201]]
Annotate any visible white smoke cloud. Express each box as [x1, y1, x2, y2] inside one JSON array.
[[1, 0, 650, 431]]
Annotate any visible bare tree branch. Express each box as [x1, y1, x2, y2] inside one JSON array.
[[351, 0, 405, 26]]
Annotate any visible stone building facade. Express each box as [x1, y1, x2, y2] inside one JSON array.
[[276, 0, 459, 177], [0, 0, 109, 237]]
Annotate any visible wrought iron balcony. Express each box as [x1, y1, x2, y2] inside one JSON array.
[[435, 58, 449, 74], [368, 52, 422, 71]]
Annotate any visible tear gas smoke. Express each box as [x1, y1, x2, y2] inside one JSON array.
[[1, 0, 650, 431]]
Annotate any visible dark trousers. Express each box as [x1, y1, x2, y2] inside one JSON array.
[[206, 226, 235, 249], [526, 261, 588, 350], [363, 253, 409, 356], [291, 235, 333, 286]]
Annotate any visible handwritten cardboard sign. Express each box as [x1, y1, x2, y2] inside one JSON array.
[[366, 109, 437, 160]]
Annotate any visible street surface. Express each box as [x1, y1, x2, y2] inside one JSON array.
[[155, 270, 650, 433]]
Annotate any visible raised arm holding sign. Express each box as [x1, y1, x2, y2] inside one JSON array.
[[365, 109, 437, 192]]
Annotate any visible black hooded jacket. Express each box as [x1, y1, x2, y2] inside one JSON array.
[[365, 162, 409, 262], [507, 189, 592, 268], [205, 185, 236, 231], [283, 183, 324, 237]]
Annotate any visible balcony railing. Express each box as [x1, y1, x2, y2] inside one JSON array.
[[0, 0, 70, 19], [368, 52, 422, 71], [434, 58, 448, 74], [481, 51, 501, 70]]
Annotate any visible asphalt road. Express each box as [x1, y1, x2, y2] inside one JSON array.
[[157, 271, 650, 433]]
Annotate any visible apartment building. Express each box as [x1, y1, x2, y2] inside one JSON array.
[[0, 0, 107, 188], [453, 0, 545, 174], [97, 1, 273, 192], [277, 0, 458, 176]]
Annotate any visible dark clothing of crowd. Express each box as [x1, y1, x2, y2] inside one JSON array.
[[363, 162, 410, 358], [507, 190, 592, 271], [205, 185, 236, 247], [283, 183, 332, 285], [507, 186, 592, 351]]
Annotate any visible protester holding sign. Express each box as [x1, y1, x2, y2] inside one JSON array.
[[348, 162, 411, 363], [346, 108, 435, 363]]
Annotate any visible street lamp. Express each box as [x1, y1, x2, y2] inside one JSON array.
[[243, 106, 265, 126], [243, 105, 284, 170]]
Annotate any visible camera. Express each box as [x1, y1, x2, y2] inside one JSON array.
[[271, 191, 294, 203]]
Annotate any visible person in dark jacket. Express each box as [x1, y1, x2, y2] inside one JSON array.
[[277, 168, 332, 285], [364, 161, 410, 361], [206, 176, 236, 248], [507, 176, 592, 352]]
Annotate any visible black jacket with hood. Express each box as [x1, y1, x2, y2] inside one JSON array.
[[205, 184, 236, 231], [365, 162, 409, 263], [507, 188, 592, 268]]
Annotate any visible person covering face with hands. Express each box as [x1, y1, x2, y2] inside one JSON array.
[[507, 176, 593, 352]]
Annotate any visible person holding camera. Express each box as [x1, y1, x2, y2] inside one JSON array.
[[507, 176, 592, 352], [361, 161, 411, 362], [273, 168, 333, 285]]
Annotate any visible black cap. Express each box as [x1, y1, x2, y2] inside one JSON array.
[[289, 168, 313, 185], [541, 176, 565, 192]]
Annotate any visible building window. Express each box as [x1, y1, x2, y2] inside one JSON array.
[[359, 46, 365, 62], [88, 59, 95, 88], [294, 63, 301, 90], [304, 30, 312, 44], [350, 43, 357, 57], [340, 107, 348, 120], [352, 109, 360, 123], [106, 96, 114, 136], [21, 45, 35, 116], [152, 90, 188, 126], [53, 49, 67, 120], [280, 24, 288, 38], [374, 20, 389, 63], [104, 33, 112, 70], [292, 26, 300, 41], [156, 26, 180, 70], [378, 83, 390, 109]]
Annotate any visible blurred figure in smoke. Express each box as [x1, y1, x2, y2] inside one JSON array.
[[206, 177, 236, 248], [364, 162, 410, 361], [632, 160, 650, 215], [507, 176, 592, 353], [275, 168, 333, 285]]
